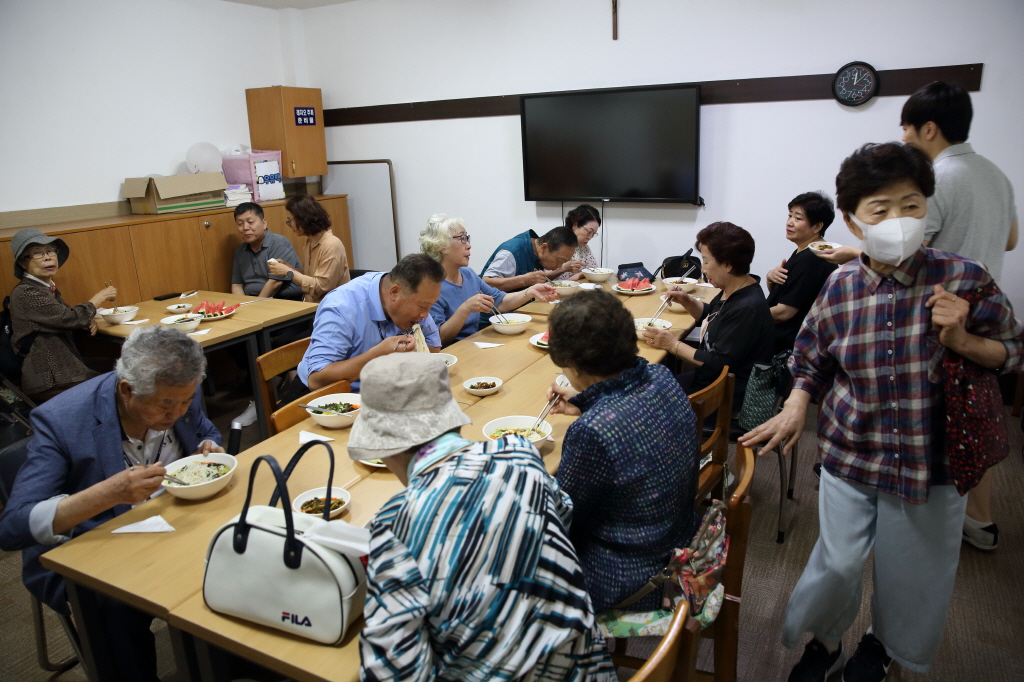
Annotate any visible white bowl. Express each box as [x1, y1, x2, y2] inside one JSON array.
[[484, 416, 553, 443], [292, 486, 351, 519], [578, 282, 601, 290], [166, 303, 193, 313], [634, 318, 672, 339], [489, 313, 531, 335], [809, 241, 842, 254], [437, 353, 458, 369], [551, 280, 581, 296], [663, 277, 699, 293], [305, 393, 361, 429], [97, 306, 139, 325], [464, 376, 502, 396], [160, 314, 203, 332], [164, 453, 238, 501], [581, 268, 615, 282]]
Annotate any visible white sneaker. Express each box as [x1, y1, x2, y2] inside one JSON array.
[[962, 520, 998, 551], [233, 400, 258, 427]]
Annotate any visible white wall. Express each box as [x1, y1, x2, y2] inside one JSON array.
[[0, 0, 282, 211], [297, 0, 1024, 304]]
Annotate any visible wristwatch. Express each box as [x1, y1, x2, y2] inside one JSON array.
[[285, 270, 294, 281]]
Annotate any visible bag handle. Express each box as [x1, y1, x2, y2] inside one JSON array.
[[233, 455, 305, 569], [268, 440, 336, 520]]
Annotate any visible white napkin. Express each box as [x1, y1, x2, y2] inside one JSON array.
[[548, 300, 561, 305], [180, 291, 198, 299], [302, 518, 370, 556], [299, 430, 335, 444], [112, 515, 175, 533], [121, 319, 149, 325], [474, 341, 504, 349], [188, 329, 211, 336]]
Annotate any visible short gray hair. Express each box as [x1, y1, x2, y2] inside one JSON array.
[[115, 326, 207, 397], [419, 214, 464, 262]]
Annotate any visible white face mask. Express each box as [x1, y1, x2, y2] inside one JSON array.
[[851, 214, 925, 266]]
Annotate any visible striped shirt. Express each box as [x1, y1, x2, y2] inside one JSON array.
[[360, 437, 616, 682], [791, 247, 1024, 504]]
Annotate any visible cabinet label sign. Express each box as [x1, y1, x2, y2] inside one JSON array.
[[294, 107, 316, 126]]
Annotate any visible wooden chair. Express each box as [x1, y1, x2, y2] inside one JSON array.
[[256, 337, 310, 436], [693, 442, 755, 682], [687, 366, 734, 502], [612, 603, 700, 682], [271, 379, 353, 435]]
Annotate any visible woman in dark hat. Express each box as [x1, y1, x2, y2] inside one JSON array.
[[9, 228, 116, 401]]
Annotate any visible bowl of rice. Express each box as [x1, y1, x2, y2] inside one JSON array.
[[163, 453, 238, 500]]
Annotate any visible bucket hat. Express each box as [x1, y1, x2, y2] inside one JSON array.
[[347, 353, 471, 461], [11, 228, 69, 279]]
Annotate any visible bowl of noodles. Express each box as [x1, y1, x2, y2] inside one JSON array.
[[163, 453, 237, 500], [483, 416, 553, 443]]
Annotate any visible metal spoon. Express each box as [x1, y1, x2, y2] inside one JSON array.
[[299, 403, 354, 416]]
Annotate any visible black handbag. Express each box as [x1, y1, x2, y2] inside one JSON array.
[[652, 249, 702, 280]]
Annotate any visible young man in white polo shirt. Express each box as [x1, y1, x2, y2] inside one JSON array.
[[901, 80, 1019, 552]]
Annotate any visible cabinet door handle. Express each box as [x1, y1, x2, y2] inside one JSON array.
[[291, 160, 296, 173], [203, 221, 211, 228]]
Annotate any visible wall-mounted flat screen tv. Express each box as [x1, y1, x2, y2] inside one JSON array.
[[521, 83, 700, 203]]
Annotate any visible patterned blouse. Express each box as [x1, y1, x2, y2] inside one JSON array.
[[554, 244, 598, 281], [558, 359, 701, 612], [792, 247, 1024, 503], [360, 437, 616, 682]]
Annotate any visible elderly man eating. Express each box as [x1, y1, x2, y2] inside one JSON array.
[[0, 325, 221, 682], [295, 254, 445, 394]]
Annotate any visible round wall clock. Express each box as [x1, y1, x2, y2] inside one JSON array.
[[832, 61, 879, 107]]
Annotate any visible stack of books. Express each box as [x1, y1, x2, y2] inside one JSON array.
[[224, 184, 253, 207]]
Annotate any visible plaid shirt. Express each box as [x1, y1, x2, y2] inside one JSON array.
[[791, 247, 1024, 504]]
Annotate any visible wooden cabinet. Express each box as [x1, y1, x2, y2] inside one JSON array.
[[129, 218, 208, 300], [0, 226, 141, 307], [0, 195, 349, 305], [246, 86, 328, 178], [199, 213, 241, 294]]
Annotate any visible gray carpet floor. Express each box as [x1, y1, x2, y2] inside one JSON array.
[[2, 409, 1022, 681]]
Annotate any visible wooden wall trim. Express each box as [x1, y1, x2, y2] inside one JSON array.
[[324, 63, 983, 126]]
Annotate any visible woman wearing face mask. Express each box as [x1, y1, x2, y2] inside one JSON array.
[[741, 143, 1024, 682], [420, 214, 557, 345], [554, 204, 601, 281], [8, 228, 117, 401]]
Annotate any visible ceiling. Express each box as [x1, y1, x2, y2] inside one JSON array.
[[220, 0, 362, 9]]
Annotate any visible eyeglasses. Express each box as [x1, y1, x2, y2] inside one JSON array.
[[285, 218, 293, 227], [27, 248, 57, 261], [452, 233, 471, 245]]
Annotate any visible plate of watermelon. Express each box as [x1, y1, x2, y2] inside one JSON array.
[[529, 332, 550, 349], [193, 300, 241, 320], [613, 277, 656, 295]]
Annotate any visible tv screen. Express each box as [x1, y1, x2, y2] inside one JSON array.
[[521, 84, 700, 203]]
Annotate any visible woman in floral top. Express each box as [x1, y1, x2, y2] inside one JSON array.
[[546, 289, 701, 611], [555, 204, 601, 281]]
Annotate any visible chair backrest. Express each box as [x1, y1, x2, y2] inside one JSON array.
[[255, 337, 311, 420], [270, 379, 353, 435], [688, 367, 734, 501], [0, 436, 31, 506], [627, 602, 699, 682]]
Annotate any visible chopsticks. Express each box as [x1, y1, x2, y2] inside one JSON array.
[[532, 375, 569, 434], [652, 262, 702, 324], [491, 306, 508, 324], [164, 473, 188, 486], [238, 298, 270, 306]]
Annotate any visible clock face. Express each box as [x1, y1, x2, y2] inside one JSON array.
[[832, 62, 879, 107]]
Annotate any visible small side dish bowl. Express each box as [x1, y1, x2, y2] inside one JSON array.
[[97, 306, 139, 325], [164, 453, 238, 501], [305, 393, 361, 429], [292, 487, 351, 519], [166, 303, 193, 313], [581, 267, 615, 282], [160, 314, 203, 332], [809, 240, 842, 255], [437, 353, 458, 369], [484, 416, 553, 443], [489, 313, 531, 335], [634, 318, 672, 339], [464, 376, 502, 397]]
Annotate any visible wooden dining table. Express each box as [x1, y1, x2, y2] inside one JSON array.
[[40, 279, 719, 682]]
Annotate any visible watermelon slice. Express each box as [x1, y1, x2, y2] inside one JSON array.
[[538, 331, 550, 347], [195, 300, 208, 314]]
